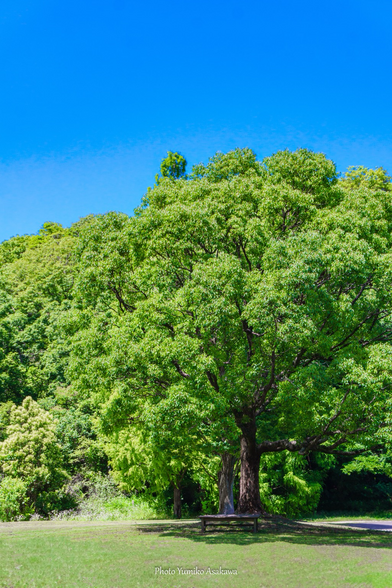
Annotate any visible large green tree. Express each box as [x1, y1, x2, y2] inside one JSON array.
[[74, 148, 392, 513], [66, 277, 239, 514]]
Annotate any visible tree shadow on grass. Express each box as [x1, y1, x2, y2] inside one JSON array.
[[138, 516, 392, 550]]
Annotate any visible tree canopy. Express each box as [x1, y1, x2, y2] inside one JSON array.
[[1, 148, 392, 519], [72, 148, 392, 512]]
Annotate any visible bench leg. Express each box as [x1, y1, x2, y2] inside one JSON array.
[[201, 520, 206, 534], [253, 519, 258, 533]]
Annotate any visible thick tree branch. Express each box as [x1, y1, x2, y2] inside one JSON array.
[[351, 278, 372, 306], [239, 238, 252, 271], [241, 319, 254, 363], [172, 360, 190, 378], [206, 370, 220, 393], [107, 282, 136, 313]]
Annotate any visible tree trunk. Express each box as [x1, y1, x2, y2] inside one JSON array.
[[173, 486, 182, 519], [237, 418, 264, 514], [218, 453, 236, 514]]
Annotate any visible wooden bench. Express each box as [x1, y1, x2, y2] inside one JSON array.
[[199, 513, 261, 533]]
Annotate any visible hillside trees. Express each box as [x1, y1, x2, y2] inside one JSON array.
[[0, 223, 75, 403], [0, 218, 109, 518], [72, 147, 392, 514]]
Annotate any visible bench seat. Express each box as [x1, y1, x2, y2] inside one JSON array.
[[199, 513, 261, 533]]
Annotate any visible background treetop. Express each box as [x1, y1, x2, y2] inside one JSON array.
[[341, 166, 392, 192], [155, 151, 187, 184]]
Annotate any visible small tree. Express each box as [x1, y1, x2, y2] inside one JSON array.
[[0, 397, 67, 509]]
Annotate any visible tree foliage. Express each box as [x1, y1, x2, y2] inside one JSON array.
[[0, 397, 67, 506], [155, 151, 187, 184], [1, 150, 392, 518], [0, 226, 75, 403], [341, 166, 392, 192], [0, 477, 32, 521], [72, 147, 392, 513]]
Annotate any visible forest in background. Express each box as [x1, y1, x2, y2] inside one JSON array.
[[1, 148, 392, 521]]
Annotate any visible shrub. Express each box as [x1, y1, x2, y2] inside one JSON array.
[[0, 477, 33, 521], [259, 452, 333, 517], [35, 489, 77, 517], [0, 396, 67, 510], [52, 473, 168, 521]]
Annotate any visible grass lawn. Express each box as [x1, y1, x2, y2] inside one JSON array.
[[0, 518, 392, 588]]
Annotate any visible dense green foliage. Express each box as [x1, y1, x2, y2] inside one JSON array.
[[0, 476, 32, 521], [0, 222, 74, 404], [155, 150, 187, 184], [70, 147, 392, 513], [1, 148, 392, 520], [0, 397, 67, 512]]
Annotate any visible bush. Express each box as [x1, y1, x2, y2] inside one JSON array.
[[0, 477, 33, 521], [52, 473, 168, 521], [65, 471, 120, 502], [259, 452, 333, 517], [0, 396, 67, 511], [91, 494, 167, 520], [35, 489, 77, 517]]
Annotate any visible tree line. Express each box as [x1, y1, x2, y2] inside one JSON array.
[[1, 148, 392, 520]]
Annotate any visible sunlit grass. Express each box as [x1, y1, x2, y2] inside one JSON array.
[[1, 518, 392, 587]]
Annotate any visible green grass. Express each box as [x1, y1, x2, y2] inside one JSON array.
[[0, 518, 392, 587]]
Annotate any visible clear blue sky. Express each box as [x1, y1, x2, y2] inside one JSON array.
[[1, 0, 391, 242]]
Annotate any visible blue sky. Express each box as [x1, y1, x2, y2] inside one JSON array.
[[1, 0, 391, 242]]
